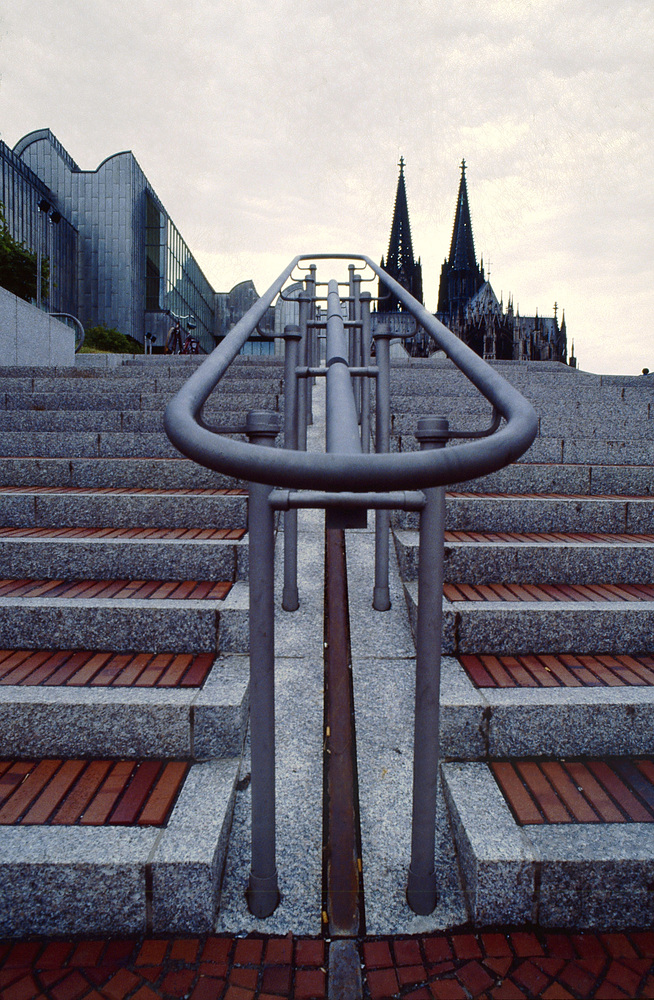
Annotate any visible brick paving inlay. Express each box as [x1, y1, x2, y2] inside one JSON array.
[[444, 581, 654, 603], [492, 758, 654, 825], [0, 578, 232, 600], [2, 930, 654, 998], [0, 759, 188, 825], [0, 526, 246, 541], [460, 653, 654, 688], [443, 530, 654, 546], [0, 650, 214, 687]]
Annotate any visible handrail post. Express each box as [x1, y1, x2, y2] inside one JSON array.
[[360, 293, 371, 453], [245, 410, 281, 918], [372, 324, 393, 611], [352, 273, 362, 417], [348, 264, 356, 366], [297, 291, 310, 449], [406, 415, 449, 915], [307, 264, 318, 389], [282, 326, 301, 611]]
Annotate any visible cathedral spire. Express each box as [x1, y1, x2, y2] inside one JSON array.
[[379, 157, 423, 312], [437, 159, 484, 318], [449, 159, 478, 272], [386, 155, 416, 274]]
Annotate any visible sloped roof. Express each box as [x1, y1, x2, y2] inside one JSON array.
[[465, 281, 502, 321]]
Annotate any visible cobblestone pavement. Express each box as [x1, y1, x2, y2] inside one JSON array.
[[1, 929, 654, 999]]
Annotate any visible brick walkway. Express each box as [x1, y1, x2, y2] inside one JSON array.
[[2, 930, 654, 999]]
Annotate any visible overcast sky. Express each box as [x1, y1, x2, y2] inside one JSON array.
[[2, 0, 653, 374]]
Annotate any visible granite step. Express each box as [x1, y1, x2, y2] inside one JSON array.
[[0, 756, 240, 935], [2, 391, 281, 413], [452, 462, 653, 497], [391, 432, 654, 466], [0, 650, 248, 758], [442, 757, 654, 929], [0, 431, 197, 459], [0, 578, 248, 653], [438, 654, 654, 760], [3, 375, 283, 396], [388, 408, 654, 440], [0, 486, 247, 529], [393, 491, 654, 534], [0, 409, 254, 432], [394, 528, 654, 585], [403, 579, 654, 654], [0, 527, 248, 581], [0, 457, 241, 490]]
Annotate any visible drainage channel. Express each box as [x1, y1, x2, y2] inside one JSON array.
[[323, 526, 364, 998]]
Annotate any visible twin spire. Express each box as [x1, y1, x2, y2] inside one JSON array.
[[449, 159, 478, 273], [378, 157, 423, 312], [385, 155, 416, 273]]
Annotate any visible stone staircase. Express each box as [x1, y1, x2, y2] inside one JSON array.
[[389, 358, 654, 929], [1, 350, 653, 939], [0, 355, 283, 936]]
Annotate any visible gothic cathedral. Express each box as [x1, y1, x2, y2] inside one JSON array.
[[381, 159, 571, 364]]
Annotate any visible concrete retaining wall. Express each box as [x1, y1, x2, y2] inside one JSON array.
[[0, 286, 75, 366]]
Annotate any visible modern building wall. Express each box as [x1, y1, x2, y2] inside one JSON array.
[[0, 139, 78, 316], [13, 130, 215, 351]]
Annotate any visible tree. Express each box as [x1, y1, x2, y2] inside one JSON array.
[[0, 204, 48, 302]]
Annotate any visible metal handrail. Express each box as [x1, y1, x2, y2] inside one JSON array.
[[163, 253, 539, 922], [164, 254, 538, 489]]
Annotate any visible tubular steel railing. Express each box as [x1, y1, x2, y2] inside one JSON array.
[[164, 254, 538, 919]]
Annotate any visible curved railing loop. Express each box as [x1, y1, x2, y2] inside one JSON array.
[[164, 254, 538, 490]]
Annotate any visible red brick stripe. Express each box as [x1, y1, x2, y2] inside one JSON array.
[[445, 582, 654, 603], [460, 653, 654, 688], [0, 650, 213, 688], [0, 578, 233, 600], [492, 759, 654, 825], [0, 527, 246, 541], [0, 759, 191, 827], [444, 530, 654, 546], [0, 487, 246, 496]]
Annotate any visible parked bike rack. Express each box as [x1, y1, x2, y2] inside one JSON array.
[[164, 253, 538, 918]]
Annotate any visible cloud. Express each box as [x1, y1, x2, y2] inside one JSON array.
[[1, 0, 653, 371]]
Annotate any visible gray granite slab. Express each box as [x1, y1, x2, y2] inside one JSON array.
[[529, 825, 654, 928], [395, 528, 654, 585], [403, 581, 654, 654], [193, 655, 249, 758], [0, 655, 249, 759], [218, 581, 249, 653], [151, 759, 240, 933], [394, 495, 652, 534], [442, 762, 537, 925], [0, 686, 193, 757], [0, 536, 243, 581], [443, 761, 654, 929], [215, 386, 326, 936], [0, 598, 224, 652], [0, 826, 159, 936], [0, 456, 239, 489], [486, 686, 654, 757], [347, 529, 467, 934], [15, 491, 247, 530]]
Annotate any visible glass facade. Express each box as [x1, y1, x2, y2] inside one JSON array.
[[162, 215, 215, 353], [0, 140, 78, 315], [145, 192, 163, 314]]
